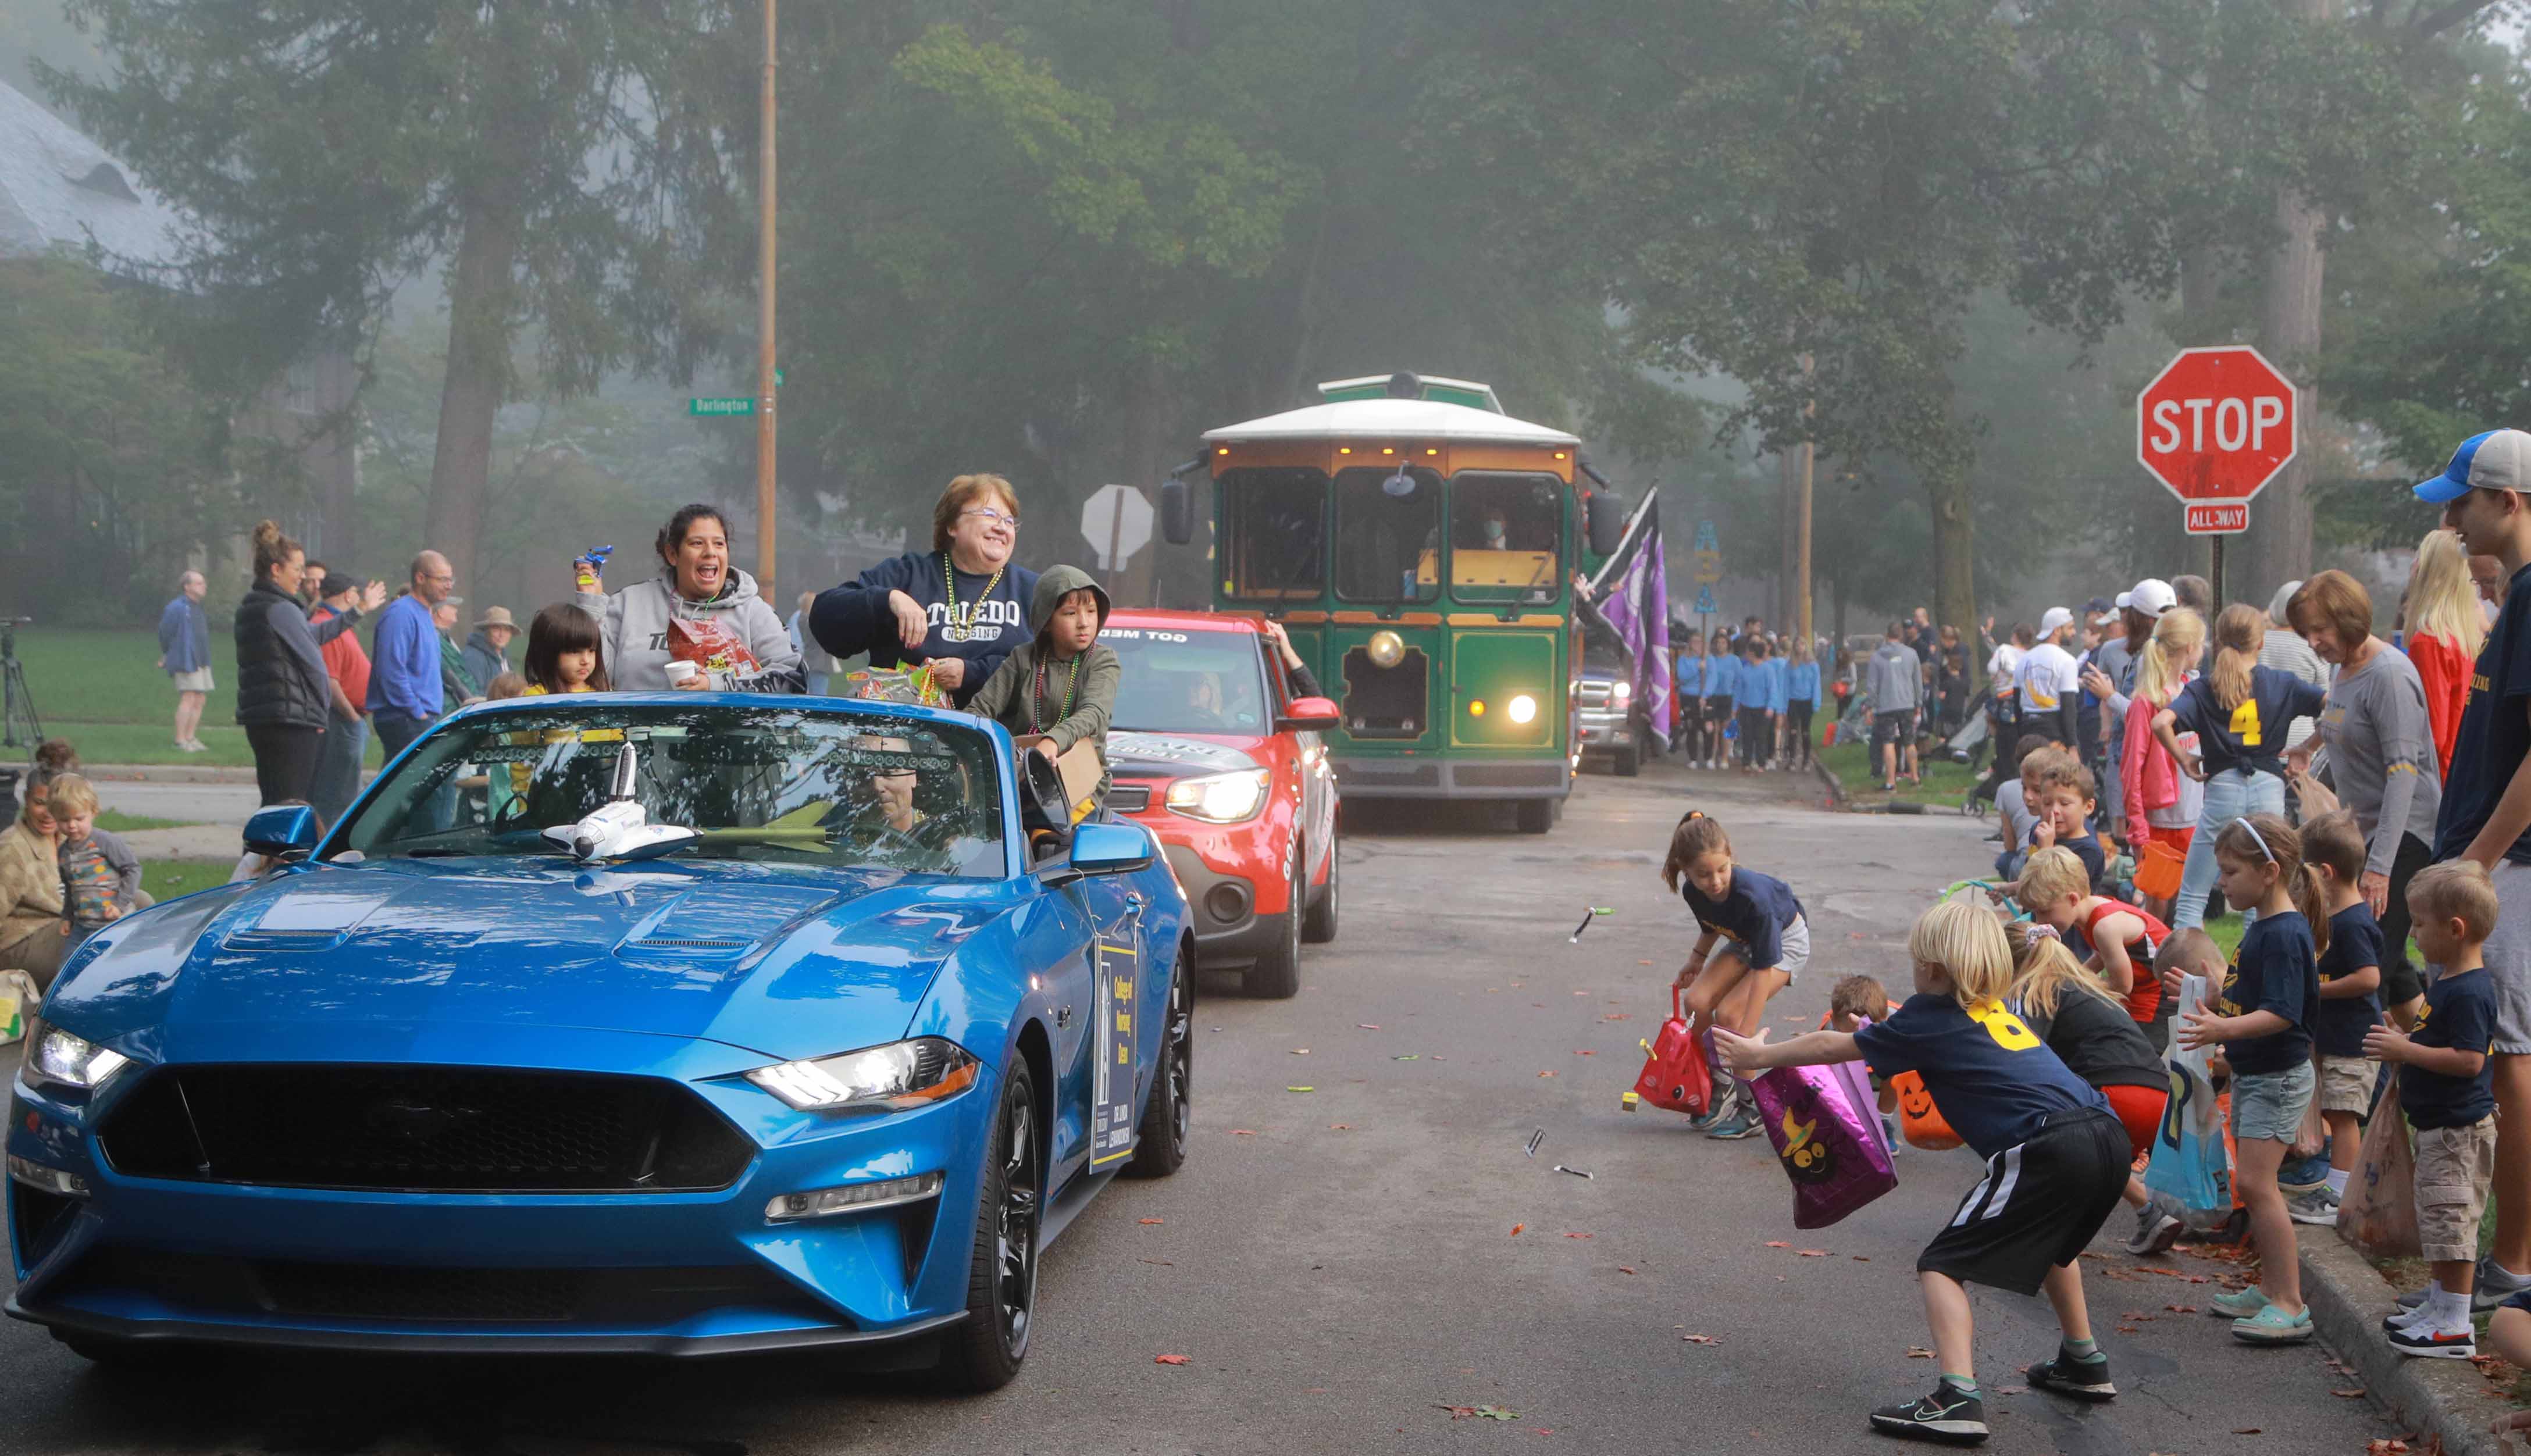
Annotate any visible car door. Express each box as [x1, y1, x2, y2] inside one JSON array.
[[1058, 870, 1149, 1179], [1267, 644, 1336, 890]]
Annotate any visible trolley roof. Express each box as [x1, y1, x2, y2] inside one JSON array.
[[1200, 397, 1580, 449]]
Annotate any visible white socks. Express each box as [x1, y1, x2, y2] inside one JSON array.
[[2325, 1168, 2350, 1198], [2398, 1282, 2472, 1333]]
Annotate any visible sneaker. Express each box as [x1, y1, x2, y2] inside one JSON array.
[[1868, 1384, 1988, 1445], [2278, 1150, 2331, 1193], [2389, 1322, 2477, 1359], [2126, 1193, 2184, 1255], [2475, 1259, 2531, 1312], [2382, 1302, 2429, 1334], [2286, 1186, 2342, 1226], [2232, 1302, 2314, 1344], [2209, 1285, 2270, 1319], [1704, 1108, 1762, 1140], [1687, 1102, 1728, 1132], [2024, 1346, 2116, 1402]]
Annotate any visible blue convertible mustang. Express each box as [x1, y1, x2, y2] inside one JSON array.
[[5, 694, 1193, 1391]]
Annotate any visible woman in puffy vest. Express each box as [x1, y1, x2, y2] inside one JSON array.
[[234, 520, 381, 805]]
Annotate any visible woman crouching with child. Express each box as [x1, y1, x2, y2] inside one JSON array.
[[1718, 898, 2130, 1444]]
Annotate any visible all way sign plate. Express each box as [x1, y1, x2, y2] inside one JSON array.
[[2186, 501, 2248, 536]]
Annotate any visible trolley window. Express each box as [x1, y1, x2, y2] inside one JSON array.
[[1219, 468, 1325, 602], [1449, 472, 1565, 605], [1332, 465, 1442, 605]]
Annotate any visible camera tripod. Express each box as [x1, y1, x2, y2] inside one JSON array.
[[1, 619, 43, 759]]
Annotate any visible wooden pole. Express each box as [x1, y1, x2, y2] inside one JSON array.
[[755, 0, 779, 599], [1796, 440, 1814, 647]]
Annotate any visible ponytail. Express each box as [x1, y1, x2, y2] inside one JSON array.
[[2212, 812, 2332, 958], [251, 519, 301, 584], [1660, 810, 1731, 892], [2002, 919, 2119, 1020], [2208, 604, 2263, 712]]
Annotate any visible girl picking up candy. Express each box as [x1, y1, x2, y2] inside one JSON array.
[[1662, 810, 1809, 1140], [1717, 899, 2129, 1444]]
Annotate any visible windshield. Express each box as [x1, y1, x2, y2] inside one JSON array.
[[1219, 467, 1325, 602], [1450, 472, 1564, 604], [331, 704, 1007, 877], [1333, 464, 1441, 604], [1104, 626, 1272, 734]]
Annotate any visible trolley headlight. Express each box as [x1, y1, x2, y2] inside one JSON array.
[[1508, 694, 1540, 725], [1165, 768, 1271, 823], [1367, 630, 1406, 669], [23, 1020, 129, 1092], [747, 1037, 980, 1114]]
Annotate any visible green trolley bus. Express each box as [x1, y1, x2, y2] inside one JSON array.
[[1161, 373, 1622, 833]]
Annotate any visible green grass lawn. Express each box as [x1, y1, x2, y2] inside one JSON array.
[[1818, 738, 1984, 808], [9, 626, 384, 768], [141, 858, 237, 902], [97, 809, 193, 833]]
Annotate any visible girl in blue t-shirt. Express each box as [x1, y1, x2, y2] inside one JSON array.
[[2151, 604, 2329, 928], [1784, 640, 1822, 771], [2177, 812, 2330, 1346], [1663, 811, 1810, 1140], [1718, 898, 2127, 1445]]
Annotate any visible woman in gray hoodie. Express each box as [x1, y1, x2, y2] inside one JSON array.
[[576, 504, 803, 693]]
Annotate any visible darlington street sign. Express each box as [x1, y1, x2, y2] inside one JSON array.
[[2136, 345, 2297, 536]]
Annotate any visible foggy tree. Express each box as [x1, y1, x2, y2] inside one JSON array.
[[41, 0, 750, 580]]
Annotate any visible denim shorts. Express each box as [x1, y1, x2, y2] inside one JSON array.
[[2231, 1062, 2315, 1144]]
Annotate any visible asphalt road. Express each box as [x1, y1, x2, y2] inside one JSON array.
[[1, 762, 2405, 1454]]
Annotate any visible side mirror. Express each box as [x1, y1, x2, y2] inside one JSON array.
[[1277, 695, 1340, 732], [1585, 490, 1627, 557], [243, 804, 322, 862], [1160, 476, 1195, 546], [1068, 821, 1154, 877]]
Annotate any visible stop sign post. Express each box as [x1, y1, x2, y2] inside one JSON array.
[[2136, 345, 2298, 603]]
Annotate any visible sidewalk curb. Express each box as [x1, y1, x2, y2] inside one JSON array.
[[2301, 1227, 2520, 1455], [80, 763, 257, 786], [1810, 755, 1846, 810]]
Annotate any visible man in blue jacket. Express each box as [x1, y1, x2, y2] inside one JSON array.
[[155, 570, 213, 754], [368, 551, 455, 763]]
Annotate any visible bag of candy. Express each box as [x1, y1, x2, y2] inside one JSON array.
[[839, 665, 946, 708], [1752, 1054, 1899, 1229]]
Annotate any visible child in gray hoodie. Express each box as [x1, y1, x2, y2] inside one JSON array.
[[968, 566, 1120, 806]]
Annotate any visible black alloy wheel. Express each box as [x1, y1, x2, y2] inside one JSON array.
[[1125, 948, 1192, 1177], [939, 1064, 1040, 1393]]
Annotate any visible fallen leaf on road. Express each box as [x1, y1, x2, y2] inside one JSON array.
[[2116, 1325, 2140, 1334], [1848, 932, 1867, 941], [1358, 1023, 1381, 1029], [1638, 959, 1653, 965], [2229, 1429, 2261, 1436], [1852, 1256, 1871, 1262], [1155, 1354, 1190, 1365], [1328, 1123, 1353, 1130], [1538, 1070, 1557, 1077], [1291, 1048, 1309, 1055], [1139, 1258, 1173, 1265], [1564, 1232, 1594, 1239], [1781, 1016, 1806, 1023], [1905, 1347, 1935, 1359], [1287, 1086, 1314, 1093], [2365, 1441, 2410, 1455], [2165, 1304, 2197, 1314], [1574, 990, 1589, 996], [1231, 1129, 1258, 1136], [1764, 1241, 1791, 1248], [1138, 1218, 1164, 1225], [1994, 1385, 2026, 1395], [1510, 1223, 1524, 1236], [1603, 1013, 1633, 1021], [1682, 1334, 1721, 1345], [1619, 1266, 1637, 1275], [2330, 1388, 2367, 1398], [1395, 1054, 1420, 1061], [1573, 1050, 1596, 1056], [1796, 1250, 1828, 1257]]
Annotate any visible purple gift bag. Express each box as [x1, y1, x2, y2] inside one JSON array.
[[1752, 1056, 1899, 1229]]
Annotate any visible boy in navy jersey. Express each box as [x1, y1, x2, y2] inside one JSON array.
[[2370, 861, 2503, 1357], [2291, 814, 2384, 1227], [1720, 899, 2126, 1446]]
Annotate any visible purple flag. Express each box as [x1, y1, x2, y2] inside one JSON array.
[[1588, 491, 1671, 737]]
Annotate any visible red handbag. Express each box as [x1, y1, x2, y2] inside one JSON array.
[[1631, 988, 1714, 1116]]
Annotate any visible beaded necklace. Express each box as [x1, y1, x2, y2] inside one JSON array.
[[1030, 654, 1082, 733], [941, 552, 1006, 645]]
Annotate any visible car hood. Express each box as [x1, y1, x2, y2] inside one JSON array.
[[1105, 729, 1264, 781], [44, 857, 1017, 1065]]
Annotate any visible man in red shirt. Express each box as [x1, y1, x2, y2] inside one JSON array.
[[308, 572, 374, 827]]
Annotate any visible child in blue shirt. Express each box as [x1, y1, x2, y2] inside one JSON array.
[[2177, 812, 2327, 1345], [1663, 810, 1809, 1140], [1703, 642, 1741, 772], [1719, 898, 2127, 1445], [1673, 630, 1714, 763], [2372, 860, 2502, 1358], [1784, 640, 1821, 770]]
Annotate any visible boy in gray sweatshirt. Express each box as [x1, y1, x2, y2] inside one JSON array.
[[967, 566, 1120, 807]]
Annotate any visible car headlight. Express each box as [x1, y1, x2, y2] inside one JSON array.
[[23, 1019, 129, 1092], [1508, 694, 1540, 725], [1165, 768, 1271, 823], [747, 1037, 980, 1114], [1610, 679, 1631, 705]]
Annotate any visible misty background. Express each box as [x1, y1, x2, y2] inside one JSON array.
[[2, 0, 2523, 638]]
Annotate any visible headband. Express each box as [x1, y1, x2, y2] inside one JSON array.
[[2231, 816, 2276, 863]]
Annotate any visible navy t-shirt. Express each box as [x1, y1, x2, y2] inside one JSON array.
[[2216, 911, 2319, 1075], [2061, 832, 2109, 894], [2404, 967, 2498, 1130], [2436, 561, 2531, 863], [1681, 867, 1805, 969], [2170, 667, 2328, 777], [1855, 993, 2106, 1159], [2312, 904, 2386, 1059]]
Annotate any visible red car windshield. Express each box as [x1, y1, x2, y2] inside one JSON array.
[[1104, 626, 1272, 735]]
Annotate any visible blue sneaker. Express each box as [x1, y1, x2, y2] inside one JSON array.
[[1705, 1108, 1761, 1140], [2278, 1144, 2331, 1193]]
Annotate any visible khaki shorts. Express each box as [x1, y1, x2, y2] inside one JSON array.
[[170, 668, 213, 694], [2414, 1118, 2498, 1265], [2319, 1055, 2377, 1117]]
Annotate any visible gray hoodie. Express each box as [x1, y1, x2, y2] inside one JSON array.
[[579, 566, 804, 693], [967, 566, 1119, 796]]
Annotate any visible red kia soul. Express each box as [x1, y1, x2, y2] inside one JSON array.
[[1100, 610, 1340, 997]]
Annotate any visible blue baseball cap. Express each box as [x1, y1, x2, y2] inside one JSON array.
[[2415, 429, 2531, 504]]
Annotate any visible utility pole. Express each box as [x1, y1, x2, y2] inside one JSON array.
[[755, 0, 779, 599], [1795, 356, 1816, 647]]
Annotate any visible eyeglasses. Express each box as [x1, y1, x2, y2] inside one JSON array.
[[961, 508, 1019, 530]]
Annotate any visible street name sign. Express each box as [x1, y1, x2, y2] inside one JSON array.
[[690, 397, 755, 417]]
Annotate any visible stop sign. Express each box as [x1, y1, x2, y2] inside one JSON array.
[[2135, 345, 2298, 502]]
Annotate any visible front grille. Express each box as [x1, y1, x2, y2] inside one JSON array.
[[1334, 760, 1440, 787], [1457, 762, 1567, 788], [1575, 680, 1613, 710], [99, 1065, 754, 1193], [1339, 647, 1428, 737], [59, 1248, 827, 1326], [1107, 783, 1153, 813]]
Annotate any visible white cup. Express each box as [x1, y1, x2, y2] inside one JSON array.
[[662, 660, 701, 686]]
